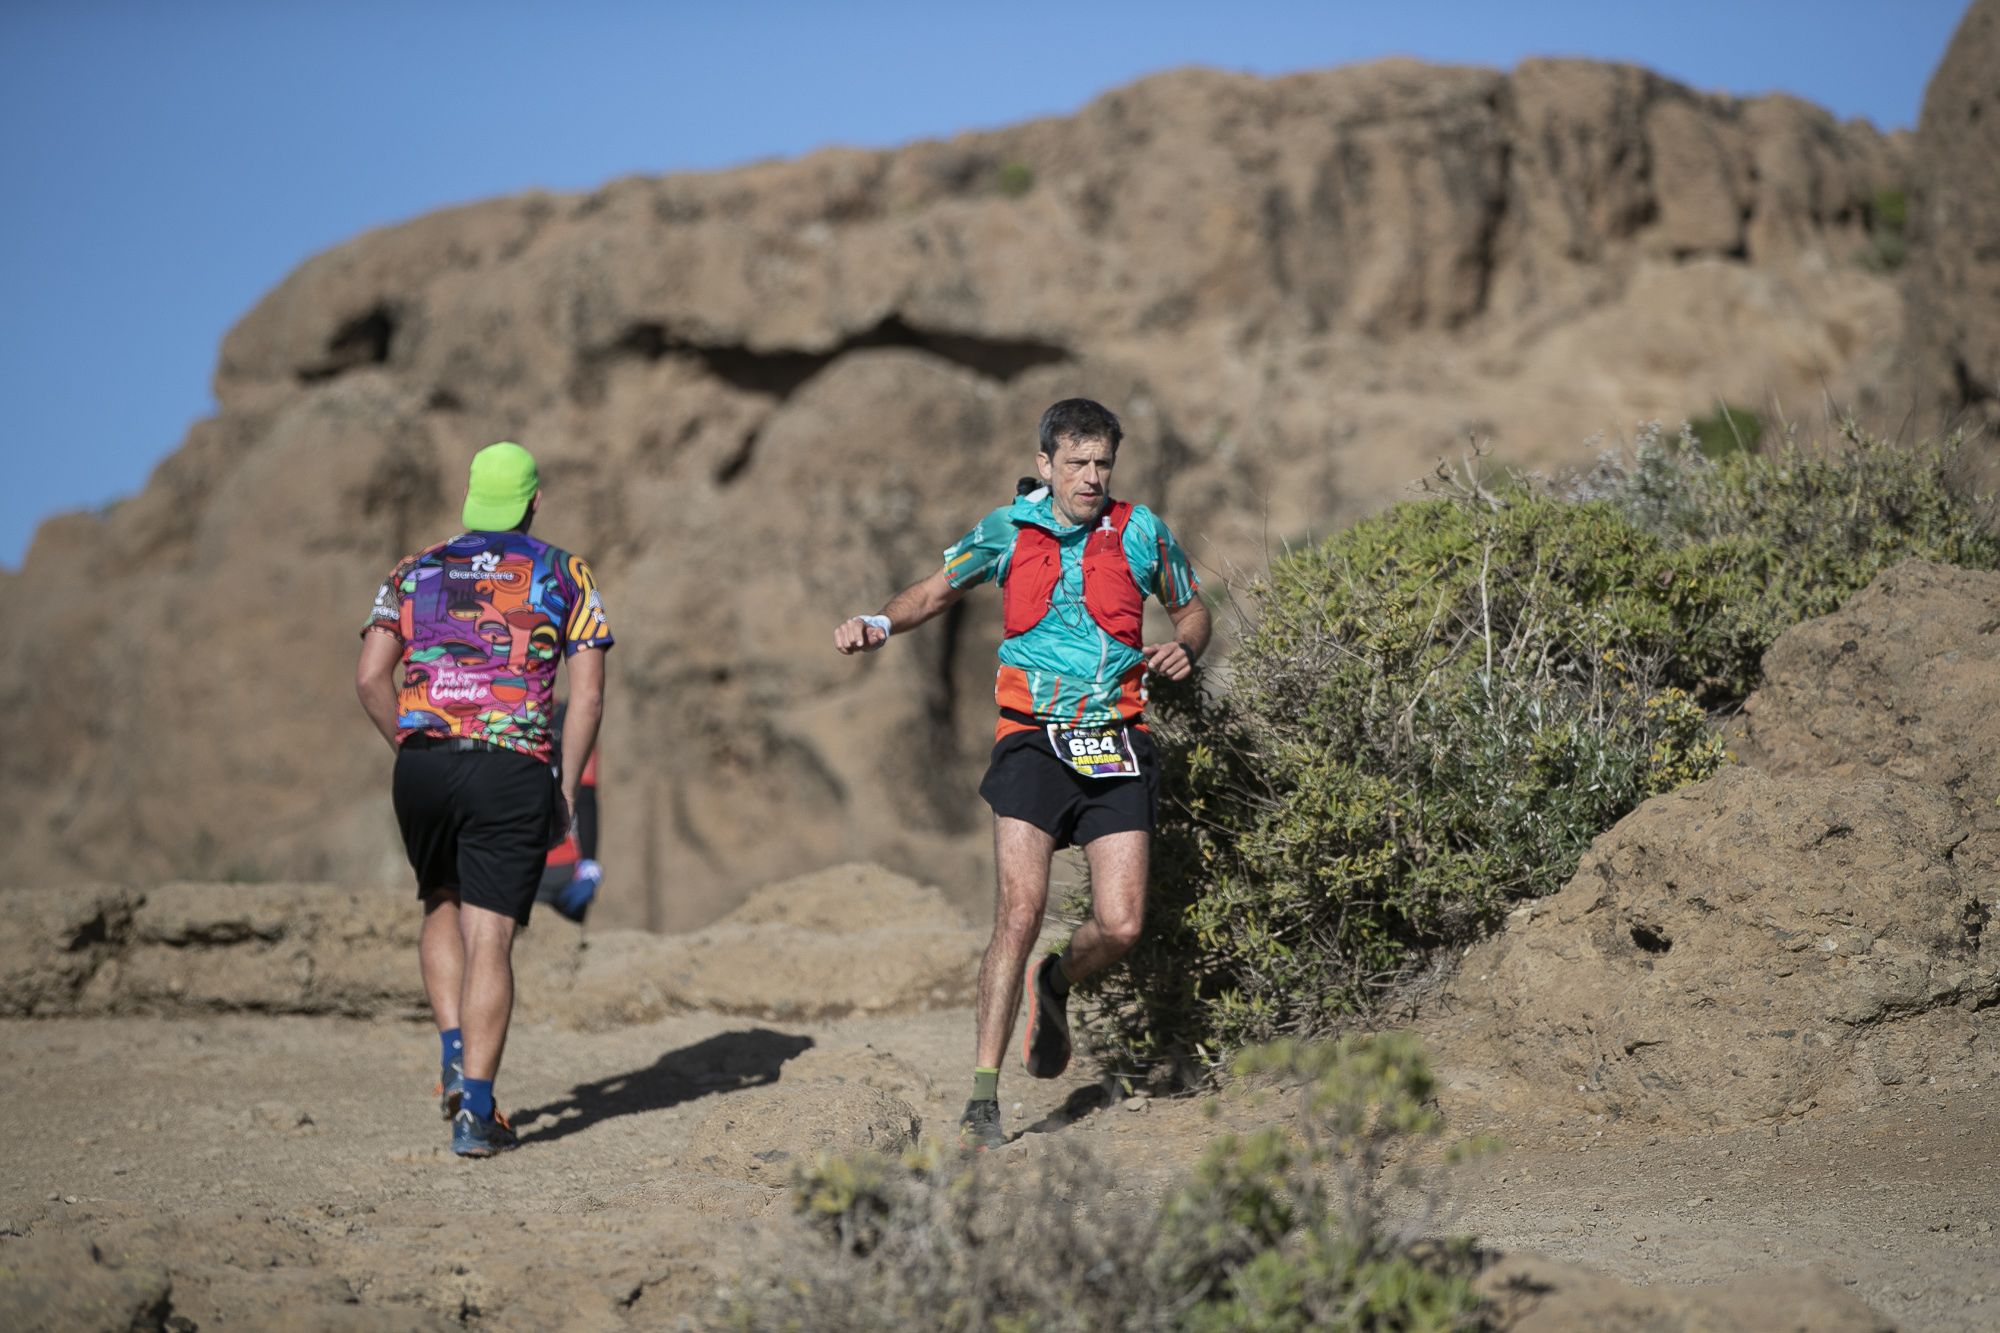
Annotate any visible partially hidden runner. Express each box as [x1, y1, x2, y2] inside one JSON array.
[[355, 441, 613, 1157], [832, 398, 1210, 1150], [537, 702, 603, 923]]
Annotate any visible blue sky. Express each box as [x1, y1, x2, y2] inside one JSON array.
[[0, 1, 1972, 568]]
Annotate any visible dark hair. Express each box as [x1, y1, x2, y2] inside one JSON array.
[[1037, 398, 1122, 457]]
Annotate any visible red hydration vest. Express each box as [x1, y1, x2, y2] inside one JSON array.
[[1001, 499, 1144, 648]]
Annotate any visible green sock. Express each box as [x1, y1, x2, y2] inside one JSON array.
[[972, 1067, 1000, 1102]]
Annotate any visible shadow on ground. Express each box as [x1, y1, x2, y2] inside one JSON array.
[[1018, 1076, 1120, 1138], [513, 1028, 814, 1146]]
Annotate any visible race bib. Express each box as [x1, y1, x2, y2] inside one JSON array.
[[1048, 723, 1140, 779]]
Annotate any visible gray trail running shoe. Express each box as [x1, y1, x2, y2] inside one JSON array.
[[437, 1055, 464, 1120], [451, 1107, 518, 1157], [958, 1098, 1004, 1152], [1021, 954, 1073, 1079]]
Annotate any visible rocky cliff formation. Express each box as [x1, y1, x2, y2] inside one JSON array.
[[1904, 0, 2000, 425], [2, 59, 1903, 926]]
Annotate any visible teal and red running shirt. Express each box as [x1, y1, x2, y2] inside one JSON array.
[[944, 489, 1200, 738], [361, 531, 613, 763]]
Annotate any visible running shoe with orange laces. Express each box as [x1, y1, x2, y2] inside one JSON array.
[[452, 1107, 518, 1157], [435, 1055, 464, 1120]]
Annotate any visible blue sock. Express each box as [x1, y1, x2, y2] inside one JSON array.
[[440, 1028, 463, 1068], [462, 1077, 495, 1120]]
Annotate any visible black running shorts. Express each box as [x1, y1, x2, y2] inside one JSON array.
[[392, 745, 562, 924], [978, 725, 1160, 849]]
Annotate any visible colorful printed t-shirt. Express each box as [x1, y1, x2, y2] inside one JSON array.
[[944, 490, 1200, 735], [361, 531, 614, 763]]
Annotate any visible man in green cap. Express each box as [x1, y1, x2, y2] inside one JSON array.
[[356, 441, 614, 1157]]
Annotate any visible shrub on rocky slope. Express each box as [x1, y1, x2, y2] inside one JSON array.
[[1081, 429, 1998, 1078]]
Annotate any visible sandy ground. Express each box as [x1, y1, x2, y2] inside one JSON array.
[[1445, 1084, 2000, 1331], [3, 1006, 1996, 1331]]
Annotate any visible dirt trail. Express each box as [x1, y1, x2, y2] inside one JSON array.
[[1444, 1081, 2000, 1331], [4, 1005, 1996, 1331]]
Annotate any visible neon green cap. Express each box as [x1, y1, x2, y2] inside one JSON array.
[[462, 441, 539, 531]]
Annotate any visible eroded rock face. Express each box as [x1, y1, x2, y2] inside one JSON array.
[[0, 60, 1903, 926], [0, 864, 981, 1027], [1740, 559, 2000, 876], [1435, 766, 1995, 1127], [1430, 560, 2000, 1129], [1903, 0, 2000, 423]]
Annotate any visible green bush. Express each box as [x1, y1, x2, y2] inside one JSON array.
[[1083, 496, 1735, 1071], [1597, 422, 2000, 640], [1686, 403, 1763, 459], [1858, 185, 1909, 272], [1077, 425, 1997, 1079], [713, 1037, 1484, 1333], [994, 160, 1035, 198]]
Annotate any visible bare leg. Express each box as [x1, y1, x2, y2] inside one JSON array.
[[419, 892, 464, 1034], [1063, 830, 1148, 983], [457, 904, 519, 1082], [976, 816, 1057, 1069]]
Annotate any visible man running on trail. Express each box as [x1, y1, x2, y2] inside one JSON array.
[[356, 441, 612, 1157], [832, 398, 1210, 1150]]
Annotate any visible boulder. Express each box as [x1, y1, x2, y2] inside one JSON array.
[[681, 1082, 920, 1184], [1739, 559, 2000, 878], [0, 887, 134, 1017], [1434, 766, 1997, 1127], [778, 1045, 936, 1107]]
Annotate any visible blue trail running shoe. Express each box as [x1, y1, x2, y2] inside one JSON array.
[[452, 1107, 518, 1157], [436, 1055, 464, 1120], [554, 858, 601, 923]]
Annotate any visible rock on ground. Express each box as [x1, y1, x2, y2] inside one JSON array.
[[681, 1081, 920, 1184], [1740, 559, 2000, 878], [1429, 561, 2000, 1130], [1433, 766, 1997, 1128], [0, 886, 133, 1018], [0, 864, 984, 1027]]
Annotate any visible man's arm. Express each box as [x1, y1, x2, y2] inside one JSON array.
[[559, 647, 607, 812], [833, 569, 969, 654], [1142, 595, 1212, 683], [355, 630, 404, 749]]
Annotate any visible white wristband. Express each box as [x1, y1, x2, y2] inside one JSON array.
[[858, 614, 892, 642]]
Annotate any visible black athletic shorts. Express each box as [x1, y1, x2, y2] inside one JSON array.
[[392, 743, 562, 925], [978, 724, 1160, 849]]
